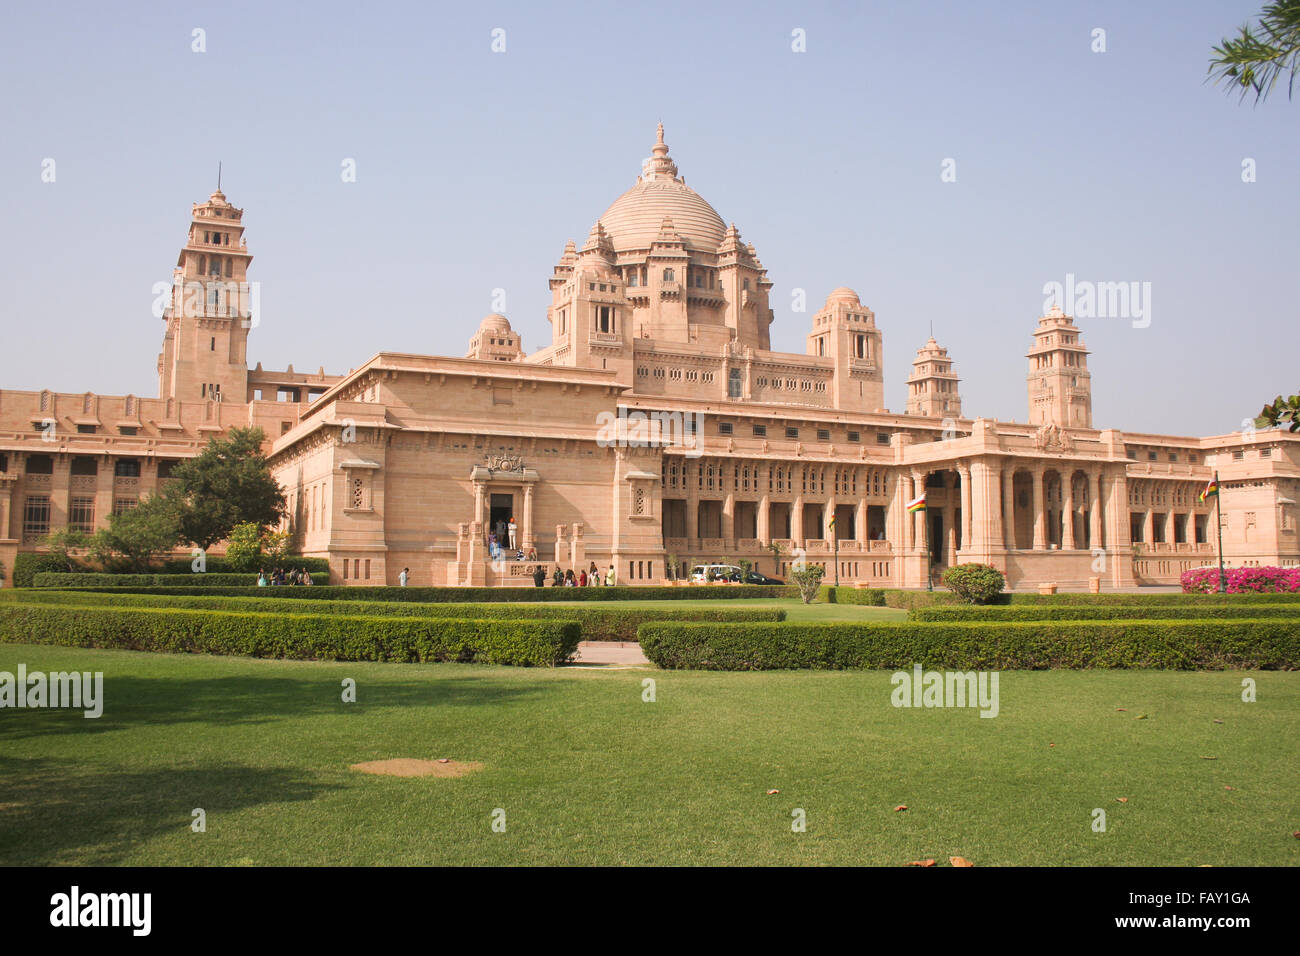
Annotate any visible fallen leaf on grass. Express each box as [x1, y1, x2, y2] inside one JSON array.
[[766, 789, 780, 795], [1116, 708, 1128, 712], [1213, 719, 1224, 724], [1293, 831, 1300, 839], [1200, 756, 1218, 760], [949, 856, 974, 867], [1135, 714, 1148, 720], [1115, 797, 1128, 803], [1224, 786, 1235, 791], [437, 758, 451, 764], [907, 859, 935, 867], [894, 805, 908, 812]]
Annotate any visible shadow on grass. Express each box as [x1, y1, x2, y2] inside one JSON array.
[[0, 669, 545, 742], [0, 755, 336, 865]]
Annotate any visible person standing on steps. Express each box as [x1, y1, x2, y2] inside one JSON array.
[[508, 516, 517, 550]]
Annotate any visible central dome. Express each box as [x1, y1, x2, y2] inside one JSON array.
[[597, 125, 727, 254]]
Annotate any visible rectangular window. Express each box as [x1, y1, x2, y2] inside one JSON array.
[[1261, 448, 1273, 458], [118, 426, 138, 436], [847, 431, 861, 443], [817, 429, 831, 441], [718, 423, 733, 435], [114, 459, 141, 478], [876, 433, 891, 445], [785, 427, 798, 440], [23, 495, 51, 539], [752, 425, 767, 437], [1126, 450, 1137, 460], [1147, 451, 1158, 461], [69, 495, 95, 533], [113, 498, 137, 515], [1232, 450, 1244, 461], [76, 424, 96, 434]]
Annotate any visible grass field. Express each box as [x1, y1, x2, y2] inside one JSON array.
[[2, 642, 1296, 866]]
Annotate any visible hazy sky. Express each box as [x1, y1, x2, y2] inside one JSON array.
[[1, 0, 1295, 436]]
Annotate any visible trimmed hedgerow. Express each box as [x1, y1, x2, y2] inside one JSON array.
[[157, 556, 331, 575], [28, 583, 793, 602], [882, 590, 1300, 610], [911, 604, 1300, 622], [31, 572, 330, 588], [0, 590, 785, 642], [636, 620, 1300, 670], [0, 604, 578, 666], [12, 554, 77, 589]]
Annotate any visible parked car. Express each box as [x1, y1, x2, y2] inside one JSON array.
[[689, 564, 782, 585]]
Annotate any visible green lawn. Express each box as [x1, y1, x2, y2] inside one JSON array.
[[1, 644, 1296, 866], [540, 597, 910, 623]]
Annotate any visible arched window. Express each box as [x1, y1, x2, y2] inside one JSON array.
[[663, 268, 675, 282]]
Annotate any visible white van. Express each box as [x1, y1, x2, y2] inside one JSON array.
[[690, 564, 742, 584]]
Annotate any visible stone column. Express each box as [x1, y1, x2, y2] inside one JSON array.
[[757, 493, 770, 543], [522, 483, 535, 550], [1167, 508, 1176, 546], [722, 491, 735, 544], [686, 495, 698, 541], [1090, 469, 1103, 550], [1062, 472, 1076, 550], [473, 481, 486, 530], [958, 462, 972, 552], [792, 494, 804, 546], [1143, 509, 1154, 547], [1003, 463, 1017, 549], [1031, 467, 1046, 551], [912, 470, 928, 554]]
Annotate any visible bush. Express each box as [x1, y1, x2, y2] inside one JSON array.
[[155, 555, 330, 575], [941, 563, 1006, 604], [911, 604, 1300, 622], [2, 590, 786, 642], [636, 620, 1300, 671], [32, 572, 328, 588], [882, 590, 972, 610], [34, 583, 793, 602], [1181, 565, 1300, 594], [790, 565, 826, 604], [0, 604, 579, 666]]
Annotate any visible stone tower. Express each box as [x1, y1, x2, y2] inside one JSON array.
[[157, 187, 255, 403], [805, 287, 885, 412], [1027, 304, 1092, 428], [906, 335, 961, 418]]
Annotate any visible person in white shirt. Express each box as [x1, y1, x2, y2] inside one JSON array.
[[508, 517, 517, 550], [399, 567, 409, 587]]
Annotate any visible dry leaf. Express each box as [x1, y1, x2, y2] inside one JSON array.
[[1115, 797, 1128, 803], [1213, 719, 1224, 724], [1224, 786, 1235, 791], [949, 856, 974, 867], [894, 805, 908, 812], [1200, 756, 1218, 760], [907, 859, 935, 867], [437, 758, 451, 764], [1293, 831, 1300, 839], [1116, 708, 1128, 712], [766, 789, 780, 795], [1135, 714, 1148, 720], [1049, 743, 1056, 748]]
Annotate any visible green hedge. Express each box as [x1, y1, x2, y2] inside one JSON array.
[[1, 590, 785, 642], [636, 620, 1300, 670], [0, 604, 578, 666], [12, 553, 76, 589], [157, 556, 331, 575], [881, 589, 1300, 610], [28, 583, 792, 602], [818, 587, 886, 606], [32, 572, 329, 588], [911, 604, 1300, 622]]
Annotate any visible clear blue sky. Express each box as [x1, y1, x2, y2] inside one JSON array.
[[1, 0, 1295, 436]]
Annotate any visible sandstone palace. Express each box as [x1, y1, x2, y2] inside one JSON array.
[[2, 127, 1296, 589]]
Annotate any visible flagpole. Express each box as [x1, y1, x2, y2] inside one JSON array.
[[1214, 469, 1226, 594]]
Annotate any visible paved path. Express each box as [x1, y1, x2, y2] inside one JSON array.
[[569, 641, 651, 667]]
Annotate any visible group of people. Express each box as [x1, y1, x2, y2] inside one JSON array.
[[530, 562, 616, 588], [257, 567, 314, 587], [488, 517, 525, 560]]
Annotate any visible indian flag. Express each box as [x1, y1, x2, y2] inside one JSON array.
[[1198, 479, 1219, 503], [827, 514, 836, 531], [907, 494, 927, 513]]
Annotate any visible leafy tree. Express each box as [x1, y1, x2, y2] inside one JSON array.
[[766, 540, 784, 575], [164, 427, 285, 550], [41, 528, 91, 571], [1209, 1, 1300, 103], [790, 564, 825, 604], [1256, 392, 1300, 431], [90, 496, 181, 571], [224, 521, 266, 572]]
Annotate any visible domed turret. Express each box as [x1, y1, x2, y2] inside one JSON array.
[[907, 334, 961, 418], [467, 314, 522, 362]]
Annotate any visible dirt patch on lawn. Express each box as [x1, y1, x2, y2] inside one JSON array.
[[349, 758, 484, 778]]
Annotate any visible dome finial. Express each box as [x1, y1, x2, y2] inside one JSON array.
[[642, 122, 677, 181]]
